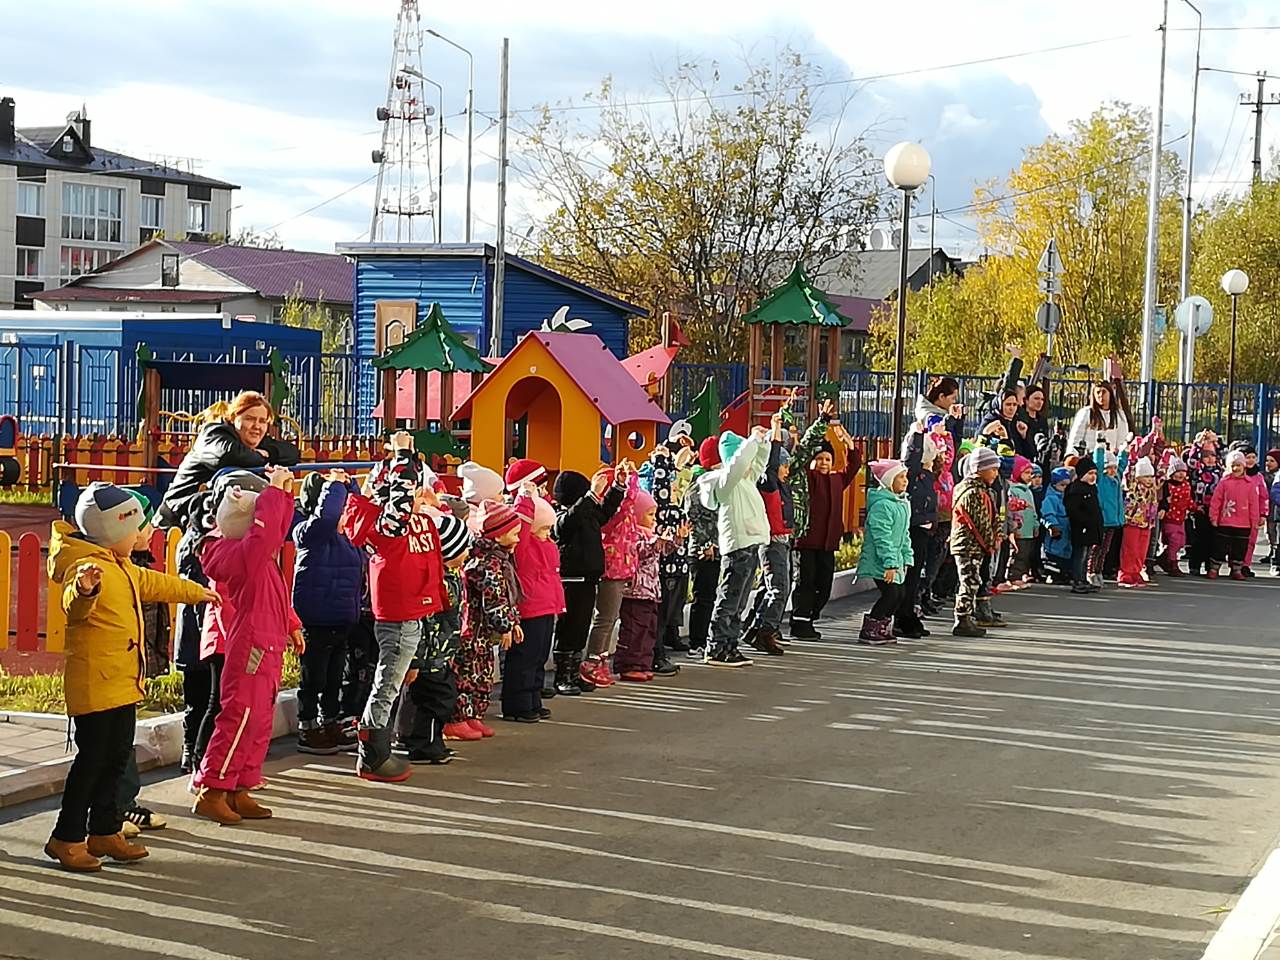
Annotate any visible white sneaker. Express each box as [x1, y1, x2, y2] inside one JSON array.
[[686, 646, 705, 660]]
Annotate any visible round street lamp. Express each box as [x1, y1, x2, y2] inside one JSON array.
[[1220, 269, 1249, 442], [883, 142, 932, 442]]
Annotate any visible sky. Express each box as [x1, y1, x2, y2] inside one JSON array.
[[5, 0, 1279, 259]]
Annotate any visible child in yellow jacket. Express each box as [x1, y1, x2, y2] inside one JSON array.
[[44, 482, 216, 873]]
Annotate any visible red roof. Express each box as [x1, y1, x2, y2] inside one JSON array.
[[453, 331, 670, 425], [371, 370, 481, 420], [623, 345, 679, 388], [827, 294, 881, 334], [32, 287, 225, 304]]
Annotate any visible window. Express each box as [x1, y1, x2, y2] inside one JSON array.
[[187, 199, 210, 234], [61, 183, 123, 244], [161, 253, 180, 287], [17, 181, 44, 217], [16, 247, 43, 279], [60, 245, 118, 279], [141, 195, 164, 229]]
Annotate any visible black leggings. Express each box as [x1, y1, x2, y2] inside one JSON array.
[[181, 662, 212, 753], [193, 653, 224, 767], [871, 579, 905, 619], [53, 704, 136, 843], [554, 580, 598, 655], [1216, 526, 1250, 565]]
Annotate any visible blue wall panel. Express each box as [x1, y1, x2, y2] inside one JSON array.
[[498, 268, 629, 359]]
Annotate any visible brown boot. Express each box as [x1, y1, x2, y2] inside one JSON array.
[[193, 787, 242, 825], [86, 832, 149, 862], [229, 790, 273, 820], [44, 838, 102, 873]]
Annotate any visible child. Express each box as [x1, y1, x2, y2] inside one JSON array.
[[292, 470, 365, 755], [1267, 450, 1280, 574], [685, 438, 722, 659], [1093, 443, 1128, 585], [1007, 456, 1039, 584], [1186, 432, 1223, 576], [920, 415, 955, 614], [616, 490, 680, 679], [1209, 450, 1261, 580], [45, 483, 215, 871], [744, 412, 792, 656], [949, 447, 1001, 637], [551, 468, 627, 693], [1064, 458, 1103, 594], [584, 460, 639, 687], [1156, 458, 1192, 576], [505, 491, 563, 721], [340, 432, 447, 782], [457, 500, 523, 731], [857, 459, 912, 644], [397, 513, 470, 761], [895, 421, 938, 639], [1118, 459, 1159, 587], [789, 404, 863, 639], [174, 492, 215, 774], [192, 467, 303, 825], [640, 440, 694, 673], [1233, 443, 1270, 576], [697, 426, 771, 665], [1040, 466, 1074, 583]]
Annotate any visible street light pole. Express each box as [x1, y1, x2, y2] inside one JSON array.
[[1221, 269, 1249, 442], [427, 29, 475, 243], [883, 142, 932, 443], [1178, 0, 1202, 390], [421, 76, 445, 243], [1140, 0, 1170, 386]]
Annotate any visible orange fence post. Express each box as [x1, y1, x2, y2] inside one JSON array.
[[45, 572, 66, 654], [0, 530, 10, 650], [15, 532, 41, 651]]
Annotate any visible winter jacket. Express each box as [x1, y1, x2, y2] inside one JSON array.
[[901, 430, 939, 528], [340, 454, 447, 623], [131, 548, 171, 679], [759, 439, 794, 538], [48, 522, 208, 717], [1266, 469, 1280, 522], [1067, 404, 1130, 457], [174, 524, 210, 669], [553, 471, 626, 581], [414, 570, 463, 674], [1018, 409, 1052, 471], [950, 476, 999, 558], [158, 420, 300, 529], [602, 471, 640, 582], [796, 448, 862, 551], [292, 479, 364, 628], [857, 487, 913, 580], [463, 536, 521, 641], [1186, 442, 1224, 509], [1123, 481, 1160, 529], [1093, 447, 1129, 528], [934, 431, 956, 517], [1247, 470, 1269, 525], [514, 495, 566, 619], [787, 416, 831, 539], [1210, 473, 1263, 529], [686, 465, 720, 560], [201, 485, 302, 662], [914, 394, 965, 470], [1040, 486, 1072, 560], [1009, 481, 1039, 539], [698, 432, 771, 556], [1064, 479, 1104, 546], [642, 448, 691, 578], [1160, 480, 1194, 524], [623, 528, 676, 601]]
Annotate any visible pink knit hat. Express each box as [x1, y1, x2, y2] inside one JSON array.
[[529, 495, 556, 531], [1012, 455, 1033, 481], [634, 489, 657, 516], [870, 459, 907, 490]]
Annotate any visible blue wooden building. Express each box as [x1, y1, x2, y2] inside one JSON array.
[[335, 243, 646, 427]]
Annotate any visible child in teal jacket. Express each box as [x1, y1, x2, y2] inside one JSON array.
[[857, 459, 913, 645], [1093, 443, 1128, 583], [1007, 455, 1040, 582]]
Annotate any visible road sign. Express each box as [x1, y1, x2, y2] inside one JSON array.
[[1175, 295, 1213, 337], [1037, 238, 1062, 276], [1037, 276, 1062, 295], [1035, 301, 1062, 334]]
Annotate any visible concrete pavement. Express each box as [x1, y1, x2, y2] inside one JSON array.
[[3, 575, 1280, 960]]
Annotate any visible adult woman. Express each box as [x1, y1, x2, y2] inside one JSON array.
[[1017, 383, 1052, 469], [158, 392, 300, 528], [1067, 380, 1131, 456], [914, 376, 966, 463], [978, 391, 1024, 454]]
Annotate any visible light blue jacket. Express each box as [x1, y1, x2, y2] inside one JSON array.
[[1009, 481, 1040, 540], [857, 486, 914, 581], [697, 432, 770, 555], [1094, 447, 1129, 528], [1040, 485, 1072, 560]]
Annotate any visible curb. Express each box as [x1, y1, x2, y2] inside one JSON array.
[[0, 690, 299, 810]]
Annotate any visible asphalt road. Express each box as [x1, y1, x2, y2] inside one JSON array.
[[3, 575, 1280, 960]]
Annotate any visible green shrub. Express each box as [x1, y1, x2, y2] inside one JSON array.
[[835, 533, 863, 572]]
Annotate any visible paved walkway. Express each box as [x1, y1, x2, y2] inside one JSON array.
[[3, 576, 1280, 959], [0, 719, 71, 809]]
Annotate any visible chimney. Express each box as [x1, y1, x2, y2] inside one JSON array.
[[0, 98, 14, 148], [66, 106, 90, 147]]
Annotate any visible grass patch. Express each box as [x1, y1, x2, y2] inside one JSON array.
[[0, 488, 52, 506], [0, 651, 301, 716]]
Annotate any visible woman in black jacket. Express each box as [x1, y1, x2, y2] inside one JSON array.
[[157, 391, 300, 528], [1063, 458, 1103, 593], [1017, 383, 1053, 471]]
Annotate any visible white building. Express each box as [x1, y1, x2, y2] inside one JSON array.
[[0, 96, 238, 310]]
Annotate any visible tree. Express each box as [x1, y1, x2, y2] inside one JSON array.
[[868, 103, 1184, 375], [230, 226, 284, 249], [518, 50, 881, 362], [279, 292, 348, 352]]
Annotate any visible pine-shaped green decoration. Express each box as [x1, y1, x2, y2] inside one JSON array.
[[688, 377, 720, 443], [268, 348, 290, 415], [412, 426, 467, 460]]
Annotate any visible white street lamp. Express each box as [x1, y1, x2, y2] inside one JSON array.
[[1221, 268, 1249, 441], [426, 28, 475, 244], [883, 141, 931, 441]]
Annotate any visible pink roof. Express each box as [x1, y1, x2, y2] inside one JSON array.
[[371, 369, 479, 420], [623, 345, 679, 388], [453, 331, 670, 425]]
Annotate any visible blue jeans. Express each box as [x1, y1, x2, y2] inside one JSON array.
[[362, 619, 421, 731], [710, 547, 759, 656], [751, 539, 791, 631], [1071, 543, 1091, 584]]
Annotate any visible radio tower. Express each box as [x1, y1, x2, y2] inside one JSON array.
[[369, 0, 436, 242]]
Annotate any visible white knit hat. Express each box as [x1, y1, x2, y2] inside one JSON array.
[[75, 482, 144, 547], [215, 486, 260, 540], [1133, 458, 1155, 478], [458, 461, 503, 504]]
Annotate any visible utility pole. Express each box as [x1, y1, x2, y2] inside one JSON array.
[[1139, 0, 1169, 386], [490, 38, 510, 358], [1239, 73, 1280, 184]]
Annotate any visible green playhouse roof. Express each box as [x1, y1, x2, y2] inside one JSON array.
[[743, 262, 851, 328], [372, 302, 493, 373]]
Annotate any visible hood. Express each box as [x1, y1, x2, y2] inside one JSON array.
[[553, 470, 591, 508], [867, 486, 905, 509], [718, 431, 746, 464], [915, 394, 948, 422], [299, 472, 326, 516], [48, 520, 114, 583]]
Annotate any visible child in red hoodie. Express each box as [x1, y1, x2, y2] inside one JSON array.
[[1209, 450, 1262, 579], [503, 490, 564, 722], [340, 431, 447, 782]]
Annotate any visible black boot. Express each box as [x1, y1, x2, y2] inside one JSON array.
[[179, 743, 194, 774], [572, 653, 597, 693], [554, 653, 582, 696], [356, 726, 411, 782]]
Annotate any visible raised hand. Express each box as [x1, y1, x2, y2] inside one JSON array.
[[75, 564, 102, 596], [266, 464, 294, 490], [389, 430, 414, 453]]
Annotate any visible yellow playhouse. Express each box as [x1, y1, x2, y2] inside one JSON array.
[[451, 331, 671, 478]]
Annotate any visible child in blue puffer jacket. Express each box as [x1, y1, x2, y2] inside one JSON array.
[[1040, 466, 1073, 583], [292, 469, 365, 755]]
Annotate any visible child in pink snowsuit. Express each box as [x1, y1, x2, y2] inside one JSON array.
[[192, 468, 302, 824], [583, 460, 638, 687], [1209, 450, 1262, 580]]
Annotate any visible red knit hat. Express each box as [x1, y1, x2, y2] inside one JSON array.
[[698, 436, 721, 468], [504, 457, 546, 492], [478, 500, 521, 540]]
